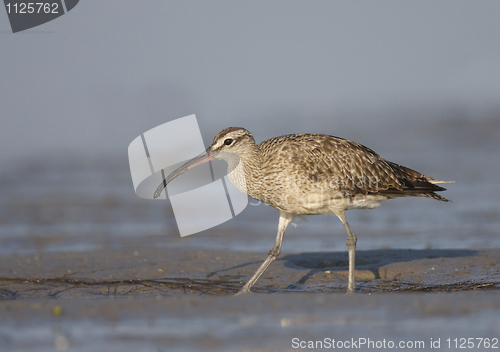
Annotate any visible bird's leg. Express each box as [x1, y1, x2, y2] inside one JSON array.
[[236, 211, 293, 295], [335, 210, 358, 293]]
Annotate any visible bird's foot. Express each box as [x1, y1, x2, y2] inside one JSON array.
[[346, 286, 356, 294], [235, 287, 252, 296]]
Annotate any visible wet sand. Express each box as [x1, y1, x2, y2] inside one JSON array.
[[1, 291, 500, 352], [1, 247, 500, 351], [1, 247, 500, 298], [0, 135, 499, 351]]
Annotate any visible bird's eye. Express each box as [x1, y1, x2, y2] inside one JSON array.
[[224, 138, 233, 145]]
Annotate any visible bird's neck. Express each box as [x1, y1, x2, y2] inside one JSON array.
[[225, 144, 262, 197]]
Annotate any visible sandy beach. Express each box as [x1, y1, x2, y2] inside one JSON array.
[[2, 246, 500, 351], [2, 246, 500, 298], [3, 2, 500, 350], [0, 150, 499, 351]]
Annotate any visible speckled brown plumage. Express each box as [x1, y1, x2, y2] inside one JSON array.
[[156, 126, 451, 295], [210, 127, 449, 215]]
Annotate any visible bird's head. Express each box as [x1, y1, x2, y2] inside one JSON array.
[[153, 127, 255, 198], [209, 127, 256, 160]]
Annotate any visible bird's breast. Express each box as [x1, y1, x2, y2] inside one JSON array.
[[227, 159, 248, 194]]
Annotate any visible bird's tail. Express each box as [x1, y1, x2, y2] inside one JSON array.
[[428, 180, 455, 185], [423, 191, 450, 202]]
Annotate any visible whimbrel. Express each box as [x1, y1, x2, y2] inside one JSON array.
[[154, 127, 450, 294]]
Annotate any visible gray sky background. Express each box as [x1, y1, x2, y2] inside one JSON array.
[[1, 0, 499, 162]]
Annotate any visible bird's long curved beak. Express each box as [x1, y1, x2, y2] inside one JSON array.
[[153, 148, 215, 199]]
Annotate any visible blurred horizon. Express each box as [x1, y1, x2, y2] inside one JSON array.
[[1, 0, 500, 163], [1, 1, 499, 255]]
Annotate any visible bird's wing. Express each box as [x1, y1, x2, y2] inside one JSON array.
[[259, 134, 446, 198]]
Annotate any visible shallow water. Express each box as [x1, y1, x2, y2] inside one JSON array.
[[1, 114, 499, 351], [1, 141, 498, 256], [2, 292, 500, 351]]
